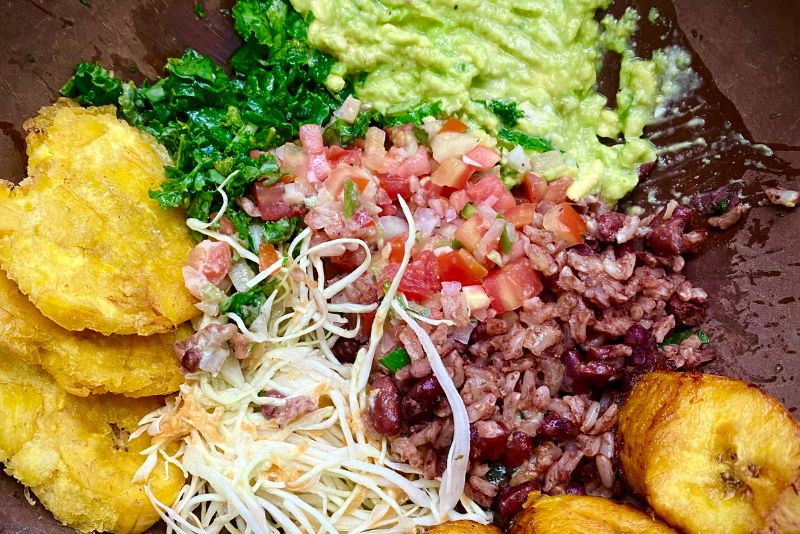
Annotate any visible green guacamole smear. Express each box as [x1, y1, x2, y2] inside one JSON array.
[[291, 0, 692, 203]]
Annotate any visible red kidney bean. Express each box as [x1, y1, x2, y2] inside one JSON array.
[[401, 375, 443, 426], [181, 348, 201, 372], [494, 481, 540, 527], [647, 205, 695, 255], [331, 337, 362, 364], [503, 431, 534, 469], [597, 212, 625, 242], [538, 411, 578, 441], [369, 375, 402, 436], [470, 420, 510, 462], [667, 294, 705, 327]]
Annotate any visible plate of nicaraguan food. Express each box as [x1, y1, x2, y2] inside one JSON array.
[[0, 0, 799, 533]]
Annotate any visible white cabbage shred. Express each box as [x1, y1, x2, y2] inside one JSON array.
[[134, 196, 489, 532]]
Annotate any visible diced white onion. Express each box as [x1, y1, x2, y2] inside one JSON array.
[[379, 215, 409, 240]]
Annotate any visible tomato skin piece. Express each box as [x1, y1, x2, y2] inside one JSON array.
[[258, 243, 279, 272], [543, 202, 587, 247], [379, 250, 442, 302], [482, 259, 543, 312], [386, 233, 408, 263], [504, 203, 537, 229], [454, 215, 490, 253], [252, 183, 301, 221], [523, 172, 548, 203], [378, 173, 413, 200], [440, 117, 469, 133], [437, 249, 489, 286], [467, 175, 516, 211], [464, 145, 500, 170], [431, 157, 475, 189]]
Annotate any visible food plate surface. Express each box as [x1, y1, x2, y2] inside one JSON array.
[[0, 0, 798, 531]]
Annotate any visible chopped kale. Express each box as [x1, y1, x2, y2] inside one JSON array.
[[498, 128, 554, 152], [478, 99, 524, 127], [60, 63, 122, 106]]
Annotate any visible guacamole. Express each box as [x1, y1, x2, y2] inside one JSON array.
[[291, 0, 685, 203]]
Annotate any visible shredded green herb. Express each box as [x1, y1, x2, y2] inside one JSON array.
[[379, 347, 411, 373], [498, 128, 554, 152], [660, 327, 710, 348], [485, 463, 508, 485], [477, 99, 523, 127], [383, 101, 443, 127], [194, 2, 206, 17]]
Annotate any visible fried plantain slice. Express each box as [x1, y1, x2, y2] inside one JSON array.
[[0, 270, 186, 397], [618, 371, 800, 534], [509, 493, 676, 534], [0, 357, 184, 534], [0, 99, 198, 335]]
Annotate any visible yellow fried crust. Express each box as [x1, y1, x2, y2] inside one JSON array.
[[427, 520, 502, 534], [509, 493, 676, 534], [0, 99, 198, 335], [0, 270, 187, 397], [0, 356, 185, 534]]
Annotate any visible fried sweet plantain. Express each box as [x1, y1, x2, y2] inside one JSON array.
[[618, 371, 800, 534], [0, 270, 186, 397], [0, 99, 198, 335], [509, 493, 675, 534], [0, 356, 184, 534], [427, 520, 502, 533]]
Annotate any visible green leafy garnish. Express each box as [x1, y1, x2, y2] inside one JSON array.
[[478, 99, 524, 127], [711, 195, 733, 216], [342, 179, 361, 218], [500, 223, 513, 254], [383, 101, 443, 127], [498, 128, 554, 152], [485, 463, 508, 485], [219, 283, 275, 325], [262, 216, 302, 244], [379, 347, 411, 373], [459, 203, 477, 220], [193, 2, 206, 17], [60, 63, 122, 106], [660, 327, 710, 348]]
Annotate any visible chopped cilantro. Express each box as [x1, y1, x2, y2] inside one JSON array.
[[498, 128, 554, 152], [660, 327, 710, 348], [194, 2, 206, 17]]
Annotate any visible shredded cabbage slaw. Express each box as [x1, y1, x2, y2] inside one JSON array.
[[133, 191, 489, 532]]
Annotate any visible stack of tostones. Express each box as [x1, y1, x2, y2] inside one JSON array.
[[0, 100, 199, 533]]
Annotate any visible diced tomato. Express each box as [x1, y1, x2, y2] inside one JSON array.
[[327, 145, 363, 166], [437, 249, 489, 286], [379, 250, 441, 302], [504, 203, 536, 229], [187, 240, 231, 286], [464, 145, 500, 170], [543, 177, 573, 204], [440, 117, 469, 133], [542, 202, 587, 247], [258, 243, 279, 272], [211, 213, 234, 235], [299, 124, 325, 154], [449, 189, 470, 211], [431, 157, 475, 189], [523, 172, 548, 203], [362, 311, 376, 336], [386, 233, 408, 263], [466, 175, 516, 211], [454, 215, 490, 253], [482, 259, 543, 312], [378, 173, 413, 201], [395, 145, 432, 179], [380, 203, 398, 216], [252, 183, 301, 221]]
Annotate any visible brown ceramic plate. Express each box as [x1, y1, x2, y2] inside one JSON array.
[[1, 0, 798, 532]]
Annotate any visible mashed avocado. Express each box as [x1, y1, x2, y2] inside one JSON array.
[[291, 0, 685, 202]]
